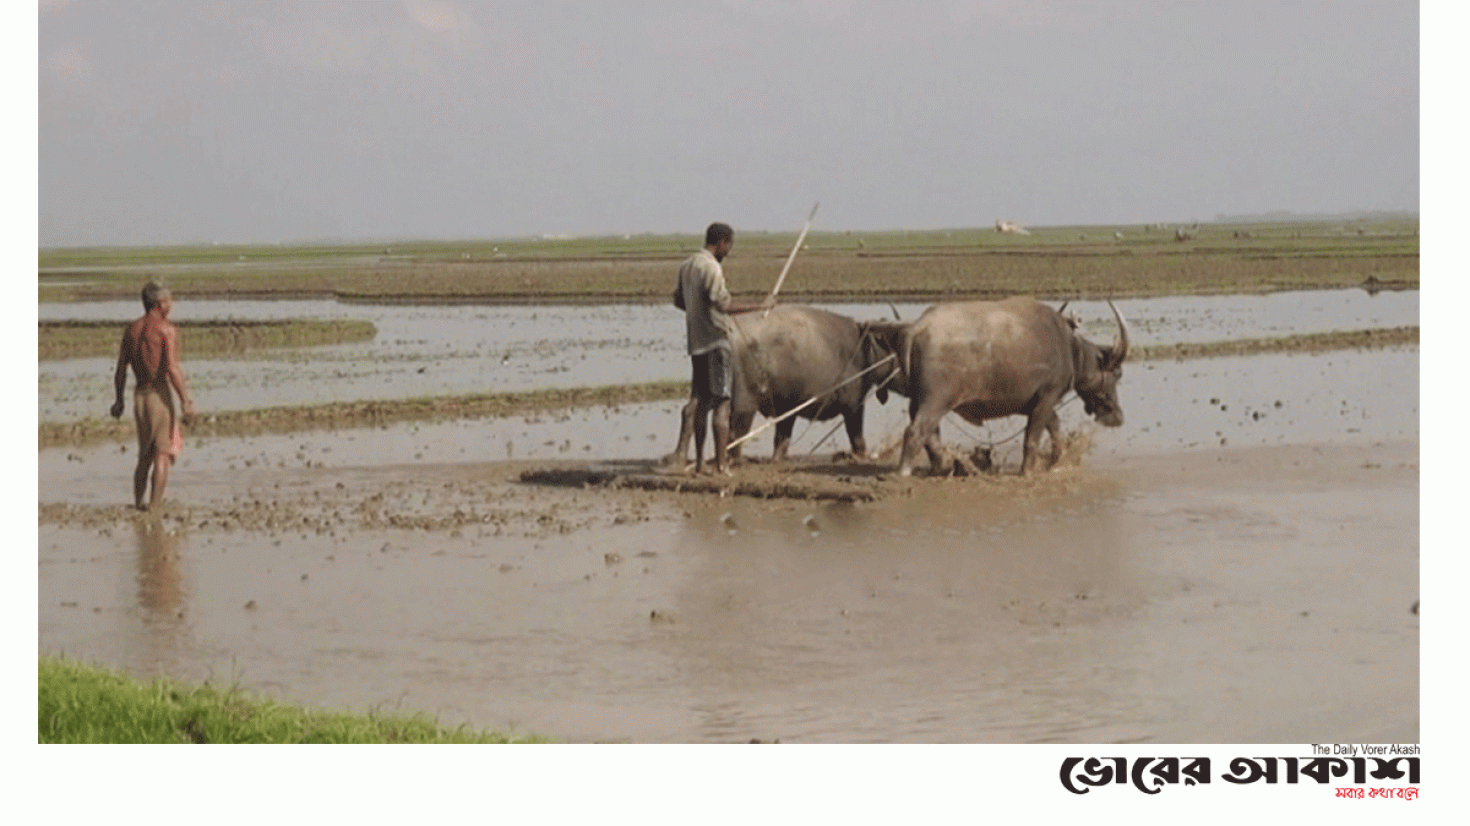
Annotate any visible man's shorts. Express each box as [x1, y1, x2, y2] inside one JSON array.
[[691, 347, 732, 400], [134, 388, 179, 458]]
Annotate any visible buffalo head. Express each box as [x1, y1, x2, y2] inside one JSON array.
[[1072, 301, 1130, 427], [858, 320, 910, 404]]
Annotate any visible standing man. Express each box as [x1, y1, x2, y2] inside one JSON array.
[[111, 281, 196, 511], [672, 222, 773, 475]]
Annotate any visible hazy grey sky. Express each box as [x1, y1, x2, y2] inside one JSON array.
[[39, 0, 1419, 247]]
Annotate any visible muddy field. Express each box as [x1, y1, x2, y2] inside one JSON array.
[[39, 229, 1420, 742], [37, 289, 1419, 742], [37, 436, 1418, 743]]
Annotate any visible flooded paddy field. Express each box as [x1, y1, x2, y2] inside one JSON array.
[[37, 290, 1418, 743], [38, 289, 1415, 422]]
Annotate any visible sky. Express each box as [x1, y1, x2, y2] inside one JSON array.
[[38, 0, 1419, 247]]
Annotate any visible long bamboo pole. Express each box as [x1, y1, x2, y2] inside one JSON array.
[[764, 202, 819, 316]]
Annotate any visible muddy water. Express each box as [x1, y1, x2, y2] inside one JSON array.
[[38, 290, 1416, 422], [37, 441, 1417, 743], [38, 343, 1418, 741], [40, 347, 1418, 485]]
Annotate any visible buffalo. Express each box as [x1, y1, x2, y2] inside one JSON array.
[[895, 296, 1130, 476], [667, 305, 901, 466]]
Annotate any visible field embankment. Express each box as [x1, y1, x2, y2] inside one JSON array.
[[38, 220, 1418, 447], [38, 656, 544, 743], [38, 327, 1416, 448], [38, 220, 1418, 304], [1131, 325, 1418, 361], [40, 380, 689, 448], [39, 319, 377, 361]]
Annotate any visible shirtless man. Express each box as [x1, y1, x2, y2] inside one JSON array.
[[111, 282, 196, 510]]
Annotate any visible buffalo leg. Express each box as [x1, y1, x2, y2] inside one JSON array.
[[728, 409, 755, 463], [1021, 407, 1061, 474], [924, 422, 954, 476], [900, 401, 946, 477], [1044, 411, 1063, 468], [1020, 412, 1044, 474], [843, 409, 867, 458], [773, 416, 796, 461]]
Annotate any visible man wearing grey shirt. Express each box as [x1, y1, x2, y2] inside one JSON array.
[[672, 222, 774, 475]]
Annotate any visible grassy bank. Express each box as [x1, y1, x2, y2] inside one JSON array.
[[1131, 325, 1418, 361], [39, 379, 689, 448], [38, 655, 544, 743], [39, 319, 378, 361], [38, 219, 1417, 304], [38, 327, 1416, 448]]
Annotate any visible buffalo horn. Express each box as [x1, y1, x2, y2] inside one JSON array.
[[1106, 300, 1130, 366]]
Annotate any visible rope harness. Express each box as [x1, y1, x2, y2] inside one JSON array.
[[728, 321, 881, 451], [734, 320, 1084, 460], [809, 374, 1081, 459], [727, 352, 897, 451]]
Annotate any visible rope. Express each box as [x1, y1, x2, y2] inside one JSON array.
[[839, 388, 1082, 460], [945, 390, 1081, 451], [806, 352, 902, 455], [745, 323, 881, 454], [727, 354, 896, 450]]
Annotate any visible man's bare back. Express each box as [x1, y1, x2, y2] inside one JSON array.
[[121, 314, 176, 391]]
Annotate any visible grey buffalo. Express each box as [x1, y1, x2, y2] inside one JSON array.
[[895, 296, 1130, 476], [669, 305, 900, 464]]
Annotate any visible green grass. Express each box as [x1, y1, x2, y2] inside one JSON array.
[[38, 655, 546, 743]]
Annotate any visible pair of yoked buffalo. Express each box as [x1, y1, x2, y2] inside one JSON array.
[[669, 296, 1130, 476]]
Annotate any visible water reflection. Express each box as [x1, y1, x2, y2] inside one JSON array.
[[132, 517, 188, 672], [665, 483, 1146, 742]]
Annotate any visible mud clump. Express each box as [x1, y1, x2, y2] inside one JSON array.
[[38, 469, 646, 541]]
